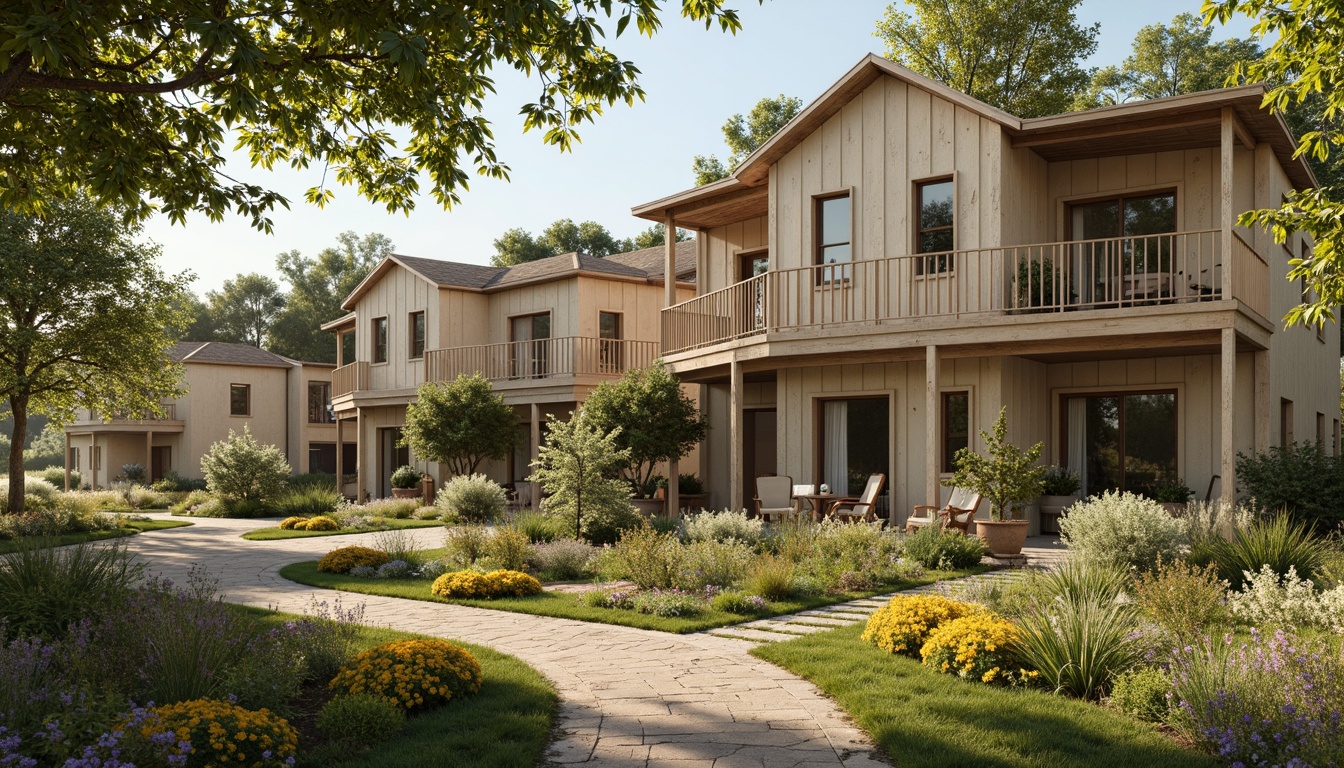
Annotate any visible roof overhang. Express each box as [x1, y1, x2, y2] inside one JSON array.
[[341, 255, 446, 310], [320, 312, 357, 333]]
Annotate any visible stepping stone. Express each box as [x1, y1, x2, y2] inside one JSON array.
[[741, 620, 827, 635], [706, 627, 790, 643]]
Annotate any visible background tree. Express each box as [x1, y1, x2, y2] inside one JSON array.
[[0, 197, 188, 513], [25, 423, 65, 469], [401, 375, 518, 477], [270, 231, 391, 362], [0, 2, 749, 229], [630, 223, 692, 250], [875, 0, 1099, 117], [491, 219, 629, 266], [581, 364, 708, 498], [693, 95, 802, 185], [174, 291, 222, 342], [529, 409, 634, 545], [206, 274, 286, 348]]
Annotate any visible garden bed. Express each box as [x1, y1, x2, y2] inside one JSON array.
[[0, 517, 191, 553], [244, 518, 441, 540]]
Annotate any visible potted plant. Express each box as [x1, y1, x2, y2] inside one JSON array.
[[1151, 478, 1194, 515], [1037, 465, 1081, 535], [944, 407, 1046, 556], [390, 465, 423, 499], [634, 474, 666, 516]]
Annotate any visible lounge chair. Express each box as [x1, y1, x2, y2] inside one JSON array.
[[907, 487, 982, 534], [826, 473, 886, 523]]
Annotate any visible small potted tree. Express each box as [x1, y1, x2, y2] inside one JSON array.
[[1037, 465, 1081, 535], [1151, 478, 1194, 515], [944, 407, 1046, 556], [390, 465, 423, 499]]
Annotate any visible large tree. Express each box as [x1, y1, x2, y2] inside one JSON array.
[[0, 198, 188, 513], [270, 231, 391, 362], [0, 2, 749, 229], [692, 94, 802, 185], [875, 0, 1099, 118], [491, 219, 629, 266], [206, 273, 285, 348]]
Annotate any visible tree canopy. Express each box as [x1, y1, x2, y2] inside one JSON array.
[[490, 219, 687, 267], [0, 197, 188, 512], [693, 94, 802, 185], [402, 374, 518, 477], [0, 1, 749, 230], [529, 408, 634, 545], [875, 0, 1098, 118], [206, 273, 285, 348]]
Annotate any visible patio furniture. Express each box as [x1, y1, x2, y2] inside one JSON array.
[[825, 473, 886, 523], [794, 487, 840, 521], [907, 487, 982, 534], [754, 475, 798, 522]]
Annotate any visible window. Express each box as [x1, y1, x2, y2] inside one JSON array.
[[308, 443, 337, 475], [916, 179, 955, 274], [72, 447, 80, 472], [1317, 412, 1326, 447], [941, 391, 969, 473], [1063, 392, 1177, 497], [814, 193, 851, 281], [308, 381, 333, 424], [409, 311, 426, 359], [230, 384, 250, 416], [819, 397, 889, 506], [92, 446, 101, 471], [1281, 398, 1294, 445], [510, 313, 551, 378], [598, 311, 622, 373], [372, 317, 388, 363], [1069, 191, 1178, 303], [738, 249, 770, 329]]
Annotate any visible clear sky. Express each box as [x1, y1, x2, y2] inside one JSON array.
[[144, 0, 1257, 295]]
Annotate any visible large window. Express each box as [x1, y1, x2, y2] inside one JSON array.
[[409, 311, 426, 359], [942, 391, 969, 473], [372, 317, 388, 363], [229, 384, 250, 416], [820, 397, 889, 504], [510, 313, 551, 378], [1064, 392, 1176, 497], [1069, 191, 1177, 303], [598, 311, 622, 372], [815, 193, 851, 282], [916, 179, 954, 274], [308, 381, 333, 423]]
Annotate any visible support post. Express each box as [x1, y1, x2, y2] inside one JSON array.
[[729, 358, 743, 513], [1254, 349, 1270, 453], [667, 457, 679, 519], [336, 331, 344, 367], [145, 431, 153, 482], [1221, 328, 1237, 504], [925, 345, 940, 511], [64, 431, 71, 492], [355, 408, 366, 501], [664, 214, 677, 309], [335, 417, 344, 498], [1221, 107, 1235, 298], [530, 403, 541, 510]]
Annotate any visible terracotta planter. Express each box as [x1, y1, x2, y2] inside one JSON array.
[[630, 497, 665, 517], [1037, 494, 1078, 536], [391, 487, 420, 500], [976, 519, 1030, 556]]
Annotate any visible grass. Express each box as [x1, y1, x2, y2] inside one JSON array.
[[235, 605, 556, 768], [243, 518, 442, 540], [751, 623, 1217, 768], [280, 556, 989, 634], [0, 518, 193, 554]]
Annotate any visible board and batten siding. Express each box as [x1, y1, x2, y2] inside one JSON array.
[[352, 263, 435, 391], [486, 280, 579, 344], [699, 216, 768, 296]]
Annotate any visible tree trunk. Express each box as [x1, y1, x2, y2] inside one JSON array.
[[7, 395, 28, 514]]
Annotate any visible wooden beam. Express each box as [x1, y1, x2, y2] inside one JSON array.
[[355, 408, 365, 502], [664, 214, 677, 308], [1254, 349, 1270, 453], [1221, 327, 1237, 504], [925, 345, 940, 510], [145, 431, 152, 482], [1221, 107, 1235, 300], [1012, 114, 1219, 149], [530, 403, 541, 510], [1232, 112, 1256, 150], [335, 417, 344, 498], [729, 357, 743, 512]]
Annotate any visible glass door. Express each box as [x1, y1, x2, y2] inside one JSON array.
[[1064, 392, 1177, 498], [738, 250, 769, 332], [1070, 193, 1176, 305], [510, 313, 551, 378]]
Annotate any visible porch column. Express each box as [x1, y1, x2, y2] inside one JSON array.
[[355, 407, 366, 501], [925, 345, 940, 511], [1254, 350, 1270, 453], [664, 214, 677, 308], [145, 431, 153, 481], [64, 431, 71, 492], [91, 433, 98, 489], [1220, 107, 1235, 296], [530, 403, 541, 510], [335, 417, 344, 497], [336, 331, 344, 367], [667, 457, 680, 519], [729, 358, 743, 512], [1221, 328, 1237, 504]]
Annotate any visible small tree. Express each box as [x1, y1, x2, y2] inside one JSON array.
[[402, 374, 518, 476], [200, 426, 291, 505], [529, 410, 633, 544], [581, 364, 708, 498], [944, 407, 1046, 521]]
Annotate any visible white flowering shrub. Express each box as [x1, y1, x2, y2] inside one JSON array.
[[1228, 564, 1344, 632], [1318, 586, 1344, 633], [434, 474, 507, 523], [1060, 490, 1187, 572], [200, 426, 291, 504], [681, 508, 764, 546]]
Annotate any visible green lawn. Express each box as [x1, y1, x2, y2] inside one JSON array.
[[751, 623, 1216, 768], [236, 605, 556, 768], [280, 559, 989, 634], [0, 518, 193, 554], [243, 518, 443, 540]]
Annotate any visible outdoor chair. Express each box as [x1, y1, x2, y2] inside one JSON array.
[[825, 473, 886, 523], [754, 475, 797, 522], [907, 487, 982, 534]]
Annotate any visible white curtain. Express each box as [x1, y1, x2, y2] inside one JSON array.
[[1067, 398, 1089, 496], [824, 401, 849, 496]]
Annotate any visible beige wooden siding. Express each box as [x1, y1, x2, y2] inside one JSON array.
[[700, 216, 768, 295], [352, 264, 433, 391], [575, 278, 693, 342], [438, 288, 488, 351], [178, 364, 289, 477], [487, 280, 580, 343]]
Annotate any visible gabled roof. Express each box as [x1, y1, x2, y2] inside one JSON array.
[[170, 341, 293, 368], [605, 239, 697, 279]]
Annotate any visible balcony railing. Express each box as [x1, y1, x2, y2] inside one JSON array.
[[425, 337, 658, 384], [86, 403, 178, 421], [662, 230, 1270, 354], [332, 361, 369, 397]]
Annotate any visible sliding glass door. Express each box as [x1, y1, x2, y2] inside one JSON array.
[[1064, 391, 1177, 498], [820, 397, 889, 501]]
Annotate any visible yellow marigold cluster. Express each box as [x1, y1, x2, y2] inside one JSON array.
[[329, 639, 482, 711], [297, 515, 340, 531], [861, 595, 978, 656], [920, 612, 1034, 685], [279, 516, 306, 530], [431, 569, 543, 600], [135, 698, 297, 768], [317, 545, 389, 574]]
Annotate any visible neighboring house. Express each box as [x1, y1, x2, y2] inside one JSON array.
[[326, 242, 697, 503], [64, 342, 338, 489], [632, 54, 1340, 529]]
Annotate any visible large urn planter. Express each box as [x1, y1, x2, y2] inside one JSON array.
[[391, 487, 421, 500], [976, 519, 1031, 556], [1037, 494, 1078, 536], [630, 498, 665, 517]]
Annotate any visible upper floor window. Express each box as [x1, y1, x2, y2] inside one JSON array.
[[916, 179, 954, 274], [230, 384, 250, 416], [409, 311, 426, 359], [599, 311, 622, 372], [372, 317, 388, 363], [814, 193, 851, 281], [308, 381, 333, 424]]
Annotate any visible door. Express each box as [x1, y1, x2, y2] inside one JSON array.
[[1069, 192, 1177, 305], [598, 311, 622, 373], [743, 408, 777, 506], [510, 313, 551, 378], [1063, 391, 1177, 498], [378, 427, 410, 498], [738, 250, 769, 332], [150, 446, 171, 482]]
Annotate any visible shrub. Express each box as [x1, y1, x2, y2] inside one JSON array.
[[200, 426, 291, 504], [413, 505, 441, 520], [1179, 500, 1255, 558], [134, 698, 297, 768], [37, 466, 77, 489], [296, 596, 366, 681], [279, 516, 307, 530], [316, 694, 405, 747], [488, 569, 544, 597], [682, 508, 764, 546], [170, 488, 213, 515], [903, 525, 986, 570], [222, 626, 305, 713], [1193, 514, 1331, 589], [330, 638, 482, 711], [920, 613, 1029, 685], [220, 497, 267, 518], [430, 569, 542, 599], [371, 527, 424, 566], [483, 525, 532, 571], [299, 515, 340, 532], [1132, 558, 1228, 648], [1227, 564, 1335, 630], [287, 472, 338, 491], [675, 538, 754, 591], [711, 591, 768, 615], [1237, 440, 1344, 530], [862, 595, 979, 657], [1109, 667, 1171, 724], [0, 475, 57, 514], [444, 525, 489, 568], [0, 539, 142, 638], [151, 470, 207, 492], [608, 524, 681, 589], [374, 560, 415, 579], [629, 588, 704, 617], [1059, 490, 1187, 572], [352, 497, 419, 519], [512, 509, 559, 543], [435, 474, 507, 523], [390, 465, 422, 489], [317, 546, 390, 574], [270, 486, 340, 517], [120, 463, 147, 484], [801, 520, 908, 588], [530, 538, 598, 580], [744, 554, 796, 601]]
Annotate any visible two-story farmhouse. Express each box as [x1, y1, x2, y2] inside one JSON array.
[[325, 242, 696, 504], [63, 342, 337, 489], [634, 55, 1339, 529]]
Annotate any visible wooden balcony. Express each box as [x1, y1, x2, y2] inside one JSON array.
[[425, 337, 659, 385], [332, 361, 369, 397], [662, 230, 1270, 355], [84, 403, 179, 422]]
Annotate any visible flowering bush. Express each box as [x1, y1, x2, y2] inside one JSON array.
[[329, 639, 482, 711], [316, 693, 405, 747], [862, 595, 978, 657], [1060, 490, 1187, 572], [630, 589, 704, 617], [920, 612, 1031, 685], [675, 538, 754, 591], [710, 591, 768, 615], [681, 508, 764, 546], [298, 515, 340, 532], [430, 569, 542, 599], [375, 560, 416, 579], [279, 516, 306, 530], [317, 546, 390, 574], [488, 569, 543, 597], [133, 697, 298, 768], [200, 426, 291, 506], [1228, 564, 1344, 631]]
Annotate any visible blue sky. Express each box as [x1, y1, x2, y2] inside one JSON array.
[[145, 0, 1257, 294]]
